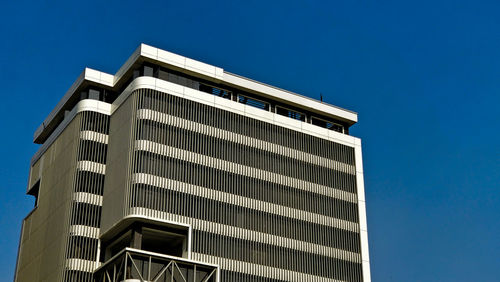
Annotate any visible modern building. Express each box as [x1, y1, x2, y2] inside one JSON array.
[[15, 44, 370, 282]]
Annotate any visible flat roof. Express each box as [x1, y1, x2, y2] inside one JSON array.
[[34, 44, 358, 143]]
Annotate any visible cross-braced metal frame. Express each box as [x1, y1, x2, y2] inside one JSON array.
[[94, 248, 218, 282]]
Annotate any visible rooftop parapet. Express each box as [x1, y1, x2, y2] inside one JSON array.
[[34, 44, 358, 144]]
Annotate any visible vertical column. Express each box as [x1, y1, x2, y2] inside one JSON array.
[[355, 138, 371, 282]]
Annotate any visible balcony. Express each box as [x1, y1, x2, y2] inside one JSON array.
[[94, 248, 218, 282]]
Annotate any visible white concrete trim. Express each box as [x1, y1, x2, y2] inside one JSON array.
[[80, 131, 108, 144], [35, 44, 358, 144], [224, 71, 358, 122], [100, 215, 194, 260], [135, 43, 356, 121], [34, 68, 113, 142], [65, 258, 100, 272], [114, 76, 360, 148], [114, 45, 141, 85], [69, 225, 100, 239], [83, 67, 114, 87], [77, 161, 106, 175], [354, 143, 371, 282], [73, 192, 103, 206]]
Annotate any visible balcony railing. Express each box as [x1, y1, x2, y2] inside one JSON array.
[[94, 248, 218, 282]]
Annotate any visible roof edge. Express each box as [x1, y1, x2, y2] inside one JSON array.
[[34, 44, 358, 143]]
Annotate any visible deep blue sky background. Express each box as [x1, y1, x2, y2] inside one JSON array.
[[1, 1, 499, 281]]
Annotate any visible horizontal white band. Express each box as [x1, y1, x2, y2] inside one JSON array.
[[77, 161, 106, 175], [73, 192, 103, 206], [80, 131, 108, 144], [137, 109, 355, 174], [135, 140, 357, 203], [65, 258, 100, 273], [69, 225, 100, 239], [132, 173, 358, 232], [32, 99, 111, 165], [194, 253, 344, 282], [129, 207, 361, 264]]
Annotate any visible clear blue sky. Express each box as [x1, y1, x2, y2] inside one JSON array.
[[1, 1, 499, 281]]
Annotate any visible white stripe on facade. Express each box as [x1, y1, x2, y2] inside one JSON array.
[[135, 140, 357, 203], [77, 161, 106, 175], [193, 253, 345, 282], [68, 225, 100, 239], [65, 258, 100, 273], [31, 99, 111, 166], [79, 131, 108, 144], [137, 109, 355, 174], [132, 173, 359, 232], [73, 192, 103, 206], [129, 207, 361, 263], [113, 77, 360, 148]]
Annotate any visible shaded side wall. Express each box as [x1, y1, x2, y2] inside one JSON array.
[[16, 107, 111, 282], [100, 94, 136, 234], [16, 114, 82, 282]]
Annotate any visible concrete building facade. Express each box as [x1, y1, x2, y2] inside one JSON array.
[[15, 44, 371, 282]]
